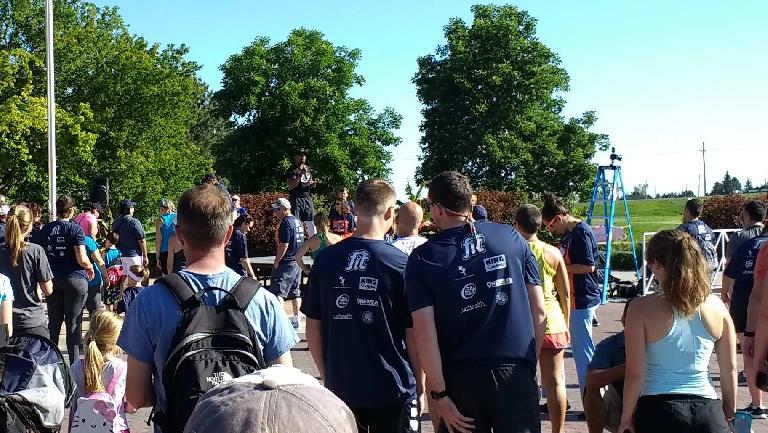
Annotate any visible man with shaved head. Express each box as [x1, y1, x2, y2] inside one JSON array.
[[390, 202, 428, 255]]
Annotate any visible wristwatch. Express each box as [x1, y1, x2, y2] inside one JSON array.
[[430, 389, 449, 400]]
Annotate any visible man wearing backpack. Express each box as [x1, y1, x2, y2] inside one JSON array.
[[118, 184, 299, 433]]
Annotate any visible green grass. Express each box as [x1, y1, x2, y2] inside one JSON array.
[[583, 197, 687, 237]]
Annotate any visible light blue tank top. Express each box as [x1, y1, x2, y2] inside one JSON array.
[[159, 213, 176, 253], [642, 308, 718, 399]]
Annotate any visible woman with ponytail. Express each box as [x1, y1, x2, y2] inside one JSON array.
[[619, 230, 737, 433], [0, 205, 54, 338], [70, 310, 131, 432]]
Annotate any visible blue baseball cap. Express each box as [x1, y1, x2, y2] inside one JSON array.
[[472, 204, 488, 221]]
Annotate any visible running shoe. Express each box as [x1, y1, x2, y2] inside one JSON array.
[[291, 315, 300, 330], [739, 404, 768, 419]]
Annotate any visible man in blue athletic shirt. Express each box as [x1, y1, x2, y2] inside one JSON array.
[[678, 199, 718, 274], [406, 171, 546, 433], [303, 179, 422, 433], [271, 197, 305, 329]]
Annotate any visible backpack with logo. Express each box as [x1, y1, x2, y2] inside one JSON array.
[[103, 265, 124, 307], [152, 273, 267, 433], [69, 362, 125, 433], [0, 334, 76, 433]]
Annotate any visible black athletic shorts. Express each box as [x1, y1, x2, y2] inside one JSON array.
[[729, 302, 747, 334], [440, 361, 539, 433], [351, 399, 420, 433], [290, 195, 315, 222], [159, 251, 169, 275], [636, 394, 729, 433]]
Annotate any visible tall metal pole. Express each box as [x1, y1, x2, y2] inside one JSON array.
[[701, 141, 707, 197], [45, 0, 57, 221]]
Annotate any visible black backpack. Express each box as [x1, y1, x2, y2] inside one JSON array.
[[0, 334, 75, 433], [153, 273, 267, 433]]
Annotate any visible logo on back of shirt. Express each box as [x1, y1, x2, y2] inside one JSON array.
[[359, 277, 379, 291], [483, 254, 507, 272], [487, 277, 513, 288], [460, 283, 477, 300], [361, 311, 374, 325], [495, 291, 509, 306], [461, 234, 487, 260], [345, 250, 370, 271], [336, 294, 349, 308], [454, 265, 475, 281]]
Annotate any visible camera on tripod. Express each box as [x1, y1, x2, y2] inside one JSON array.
[[609, 147, 622, 165]]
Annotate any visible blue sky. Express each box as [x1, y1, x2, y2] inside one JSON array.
[[92, 0, 768, 198]]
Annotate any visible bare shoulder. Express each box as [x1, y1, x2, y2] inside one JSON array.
[[700, 294, 729, 318], [700, 294, 728, 339], [630, 292, 665, 315], [542, 243, 564, 267]]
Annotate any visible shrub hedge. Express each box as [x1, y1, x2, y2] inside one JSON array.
[[701, 193, 768, 229]]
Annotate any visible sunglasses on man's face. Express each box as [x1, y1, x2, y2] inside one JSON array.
[[545, 216, 559, 230]]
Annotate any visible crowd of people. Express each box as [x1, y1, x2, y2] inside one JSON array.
[[0, 162, 767, 433]]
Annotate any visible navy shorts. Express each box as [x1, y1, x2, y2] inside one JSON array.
[[729, 302, 747, 333], [440, 361, 539, 433], [290, 196, 315, 222], [270, 262, 302, 300]]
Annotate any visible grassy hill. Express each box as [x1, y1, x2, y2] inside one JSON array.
[[584, 197, 687, 238]]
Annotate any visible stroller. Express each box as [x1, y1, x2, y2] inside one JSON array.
[[0, 333, 76, 432]]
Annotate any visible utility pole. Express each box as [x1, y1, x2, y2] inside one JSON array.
[[701, 142, 707, 196]]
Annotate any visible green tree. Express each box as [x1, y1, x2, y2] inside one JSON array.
[[414, 4, 608, 198], [213, 29, 402, 194], [745, 178, 753, 191], [1, 0, 213, 221]]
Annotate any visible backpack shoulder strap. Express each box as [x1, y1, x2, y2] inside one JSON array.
[[105, 360, 126, 395], [158, 273, 197, 309], [229, 277, 261, 312]]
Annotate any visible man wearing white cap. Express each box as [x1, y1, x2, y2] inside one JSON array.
[[271, 198, 305, 329]]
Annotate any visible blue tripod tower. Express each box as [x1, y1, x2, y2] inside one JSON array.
[[586, 148, 642, 303]]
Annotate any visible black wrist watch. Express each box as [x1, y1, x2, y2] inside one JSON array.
[[430, 389, 449, 400]]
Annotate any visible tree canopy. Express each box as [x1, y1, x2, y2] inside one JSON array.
[[213, 28, 402, 194], [414, 4, 608, 198], [711, 171, 742, 195], [1, 0, 213, 221]]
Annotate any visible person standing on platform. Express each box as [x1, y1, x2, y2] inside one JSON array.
[[286, 149, 318, 236], [271, 198, 305, 330], [407, 171, 545, 433]]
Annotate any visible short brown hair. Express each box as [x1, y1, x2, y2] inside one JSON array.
[[355, 179, 396, 218], [428, 171, 473, 214], [177, 184, 232, 250], [515, 204, 542, 235]]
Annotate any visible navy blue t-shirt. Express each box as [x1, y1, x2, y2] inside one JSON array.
[[405, 221, 541, 369], [225, 229, 249, 276], [725, 234, 768, 310], [678, 220, 718, 270], [561, 221, 601, 309], [112, 215, 146, 258], [301, 238, 415, 408], [40, 220, 87, 279], [277, 215, 304, 264]]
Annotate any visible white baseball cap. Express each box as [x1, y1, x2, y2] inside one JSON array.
[[271, 198, 291, 210]]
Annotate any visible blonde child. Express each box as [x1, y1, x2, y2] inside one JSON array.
[[70, 311, 132, 433]]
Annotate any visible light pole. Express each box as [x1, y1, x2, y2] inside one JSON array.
[[45, 0, 57, 221]]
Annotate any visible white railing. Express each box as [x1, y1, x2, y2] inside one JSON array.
[[642, 228, 739, 295]]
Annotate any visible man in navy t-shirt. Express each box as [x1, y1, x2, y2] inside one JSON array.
[[678, 199, 718, 274], [303, 179, 420, 433], [406, 171, 545, 433], [112, 199, 148, 269], [271, 198, 305, 329], [225, 214, 255, 278]]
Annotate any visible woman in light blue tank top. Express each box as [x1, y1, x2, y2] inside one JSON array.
[[155, 199, 176, 275], [620, 230, 737, 433]]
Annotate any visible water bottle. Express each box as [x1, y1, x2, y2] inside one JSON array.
[[733, 411, 753, 433]]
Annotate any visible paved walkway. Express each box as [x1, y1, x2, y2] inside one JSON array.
[[59, 294, 767, 433]]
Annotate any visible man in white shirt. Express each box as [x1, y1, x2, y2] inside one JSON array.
[[389, 202, 427, 256]]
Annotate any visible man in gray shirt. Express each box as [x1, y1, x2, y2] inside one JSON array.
[[728, 201, 766, 260]]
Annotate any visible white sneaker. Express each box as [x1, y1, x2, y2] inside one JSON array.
[[290, 316, 300, 330]]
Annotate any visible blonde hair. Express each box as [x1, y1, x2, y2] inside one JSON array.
[[5, 205, 33, 267], [83, 311, 123, 394], [646, 229, 711, 316]]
